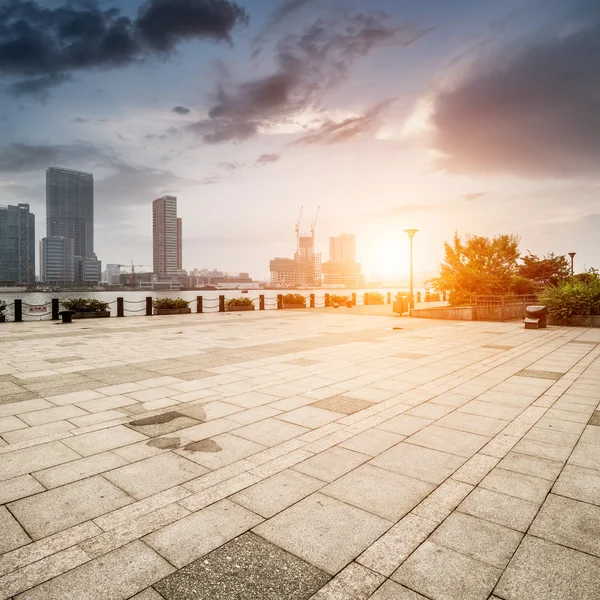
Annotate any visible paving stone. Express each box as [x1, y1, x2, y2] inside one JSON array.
[[33, 451, 128, 489], [15, 540, 174, 600], [525, 426, 580, 447], [176, 433, 266, 470], [430, 511, 523, 568], [0, 505, 31, 554], [404, 403, 454, 420], [376, 414, 432, 436], [407, 425, 490, 458], [231, 469, 324, 518], [411, 479, 473, 523], [7, 475, 133, 540], [369, 580, 428, 599], [227, 406, 283, 425], [129, 589, 164, 600], [322, 464, 434, 521], [339, 429, 404, 456], [62, 425, 147, 456], [311, 396, 375, 415], [451, 453, 499, 485], [530, 494, 600, 557], [498, 452, 564, 482], [495, 535, 600, 600], [0, 474, 45, 504], [392, 541, 501, 600], [232, 418, 310, 446], [19, 406, 88, 427], [553, 464, 600, 506], [0, 441, 79, 481], [370, 442, 466, 484], [254, 493, 392, 575], [0, 416, 27, 434], [512, 438, 572, 462], [517, 369, 564, 380], [480, 467, 553, 503], [125, 412, 200, 437], [76, 395, 139, 412], [144, 499, 263, 568], [2, 421, 75, 444], [568, 442, 600, 470], [154, 532, 330, 600], [103, 452, 207, 500], [293, 446, 370, 482], [457, 488, 539, 533], [436, 411, 507, 436], [276, 406, 342, 429], [310, 562, 383, 600]]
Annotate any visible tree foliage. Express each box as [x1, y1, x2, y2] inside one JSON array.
[[518, 252, 571, 287], [430, 232, 520, 305]]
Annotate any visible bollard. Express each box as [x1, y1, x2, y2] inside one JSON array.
[[219, 295, 225, 312], [416, 291, 421, 303], [117, 297, 124, 317], [364, 293, 369, 306], [196, 296, 203, 313], [387, 292, 391, 304], [259, 295, 265, 311], [352, 293, 357, 306], [14, 299, 22, 322], [443, 291, 447, 302], [146, 297, 153, 316], [325, 293, 330, 307], [51, 298, 59, 320], [277, 294, 283, 310], [310, 294, 315, 308]]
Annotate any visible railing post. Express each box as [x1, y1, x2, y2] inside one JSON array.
[[364, 293, 369, 306], [416, 291, 421, 303], [196, 296, 203, 313], [352, 293, 357, 306], [117, 297, 124, 317], [387, 292, 391, 304], [219, 295, 225, 312], [14, 299, 22, 322], [501, 296, 505, 322], [324, 293, 330, 308], [146, 297, 153, 316], [310, 294, 315, 308], [51, 298, 59, 320], [259, 295, 265, 310], [277, 294, 283, 310]]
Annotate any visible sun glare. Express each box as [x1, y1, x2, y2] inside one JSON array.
[[370, 239, 410, 279]]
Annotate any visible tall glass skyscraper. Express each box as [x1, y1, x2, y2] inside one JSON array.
[[0, 203, 35, 284], [153, 195, 181, 276]]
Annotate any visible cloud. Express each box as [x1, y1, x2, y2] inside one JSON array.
[[188, 13, 433, 144], [433, 8, 600, 178], [171, 106, 191, 115], [0, 0, 248, 94], [292, 99, 394, 145], [463, 192, 486, 201], [255, 153, 280, 166]]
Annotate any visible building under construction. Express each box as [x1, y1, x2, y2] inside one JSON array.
[[269, 207, 322, 287]]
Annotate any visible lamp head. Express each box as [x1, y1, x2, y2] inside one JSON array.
[[568, 252, 576, 259], [405, 229, 419, 239]]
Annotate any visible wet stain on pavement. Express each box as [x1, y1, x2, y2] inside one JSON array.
[[183, 439, 222, 453], [130, 411, 182, 427], [147, 437, 181, 450]]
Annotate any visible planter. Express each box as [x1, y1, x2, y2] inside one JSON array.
[[153, 308, 192, 315], [393, 300, 408, 315], [73, 311, 111, 319], [283, 304, 306, 310], [226, 305, 255, 312], [0, 315, 5, 322], [367, 299, 385, 305], [557, 315, 600, 327]]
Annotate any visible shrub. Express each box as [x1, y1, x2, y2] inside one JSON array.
[[226, 297, 254, 307], [329, 294, 349, 304], [282, 293, 306, 306], [538, 279, 600, 322], [62, 298, 109, 312], [365, 292, 385, 304], [153, 297, 189, 309], [394, 292, 408, 302]]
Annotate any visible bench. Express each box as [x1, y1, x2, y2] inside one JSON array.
[[524, 305, 548, 329], [58, 310, 77, 324]]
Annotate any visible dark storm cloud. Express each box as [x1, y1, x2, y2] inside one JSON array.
[[463, 192, 486, 201], [255, 153, 280, 166], [188, 13, 434, 144], [0, 0, 248, 94], [171, 106, 191, 115], [292, 99, 394, 145], [433, 10, 600, 178]]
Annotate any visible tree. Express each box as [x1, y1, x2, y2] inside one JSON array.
[[518, 252, 571, 287], [430, 232, 520, 305]]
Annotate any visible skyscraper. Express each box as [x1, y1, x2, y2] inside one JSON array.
[[153, 195, 181, 276], [329, 233, 356, 263], [40, 237, 74, 284], [322, 233, 363, 287], [46, 167, 100, 284], [0, 204, 35, 284]]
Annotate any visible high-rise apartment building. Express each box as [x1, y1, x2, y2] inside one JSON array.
[[46, 167, 100, 285], [40, 237, 74, 284], [0, 203, 35, 284], [322, 233, 364, 288], [177, 217, 183, 270], [329, 234, 356, 263], [153, 195, 181, 276]]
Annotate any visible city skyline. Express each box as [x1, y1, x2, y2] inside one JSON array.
[[0, 0, 598, 280]]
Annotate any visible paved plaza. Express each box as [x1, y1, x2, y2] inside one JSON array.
[[0, 308, 599, 599]]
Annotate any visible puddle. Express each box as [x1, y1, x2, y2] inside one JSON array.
[[130, 411, 182, 427], [183, 439, 222, 453], [147, 437, 181, 450]]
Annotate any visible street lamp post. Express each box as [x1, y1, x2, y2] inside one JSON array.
[[568, 252, 576, 276], [405, 229, 419, 309]]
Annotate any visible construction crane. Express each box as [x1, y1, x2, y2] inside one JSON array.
[[116, 262, 153, 285], [310, 205, 320, 238], [295, 205, 304, 250]]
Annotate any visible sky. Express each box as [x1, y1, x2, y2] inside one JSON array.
[[0, 0, 599, 281]]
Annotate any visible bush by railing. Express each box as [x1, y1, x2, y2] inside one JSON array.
[[153, 297, 189, 309], [329, 294, 349, 304], [62, 298, 109, 312], [365, 292, 385, 304], [282, 293, 306, 306], [226, 297, 254, 307], [539, 279, 600, 322]]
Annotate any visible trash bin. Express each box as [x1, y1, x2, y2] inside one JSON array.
[[58, 310, 76, 324], [524, 305, 548, 329]]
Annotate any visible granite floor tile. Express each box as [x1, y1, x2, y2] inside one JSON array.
[[293, 446, 370, 482], [254, 493, 392, 575], [276, 406, 342, 429], [497, 452, 564, 482], [62, 425, 147, 456], [310, 396, 375, 415], [0, 442, 79, 481], [369, 580, 428, 599], [376, 414, 433, 436], [125, 412, 200, 437], [19, 406, 88, 427], [451, 454, 499, 485], [411, 479, 473, 523], [479, 468, 553, 503], [511, 438, 572, 462], [177, 433, 266, 470], [0, 474, 45, 505], [2, 420, 75, 444], [568, 442, 600, 470], [234, 418, 310, 446], [339, 429, 405, 457], [0, 505, 31, 554], [407, 425, 490, 458], [309, 562, 383, 600], [552, 464, 600, 506], [437, 412, 507, 437], [154, 532, 330, 600]]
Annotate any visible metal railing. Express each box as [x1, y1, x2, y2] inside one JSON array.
[[473, 295, 538, 322]]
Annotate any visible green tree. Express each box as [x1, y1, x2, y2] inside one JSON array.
[[430, 232, 520, 305], [518, 252, 571, 287]]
